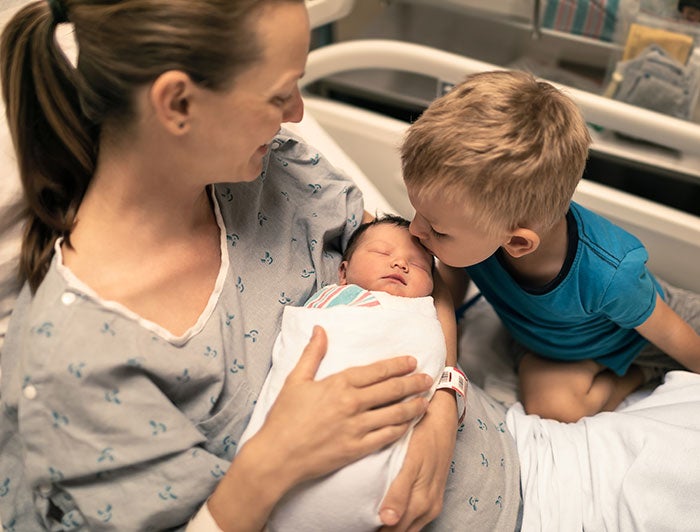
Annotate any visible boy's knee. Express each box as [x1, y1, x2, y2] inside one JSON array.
[[519, 353, 602, 422], [521, 391, 589, 423]]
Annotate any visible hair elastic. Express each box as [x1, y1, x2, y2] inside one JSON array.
[[47, 0, 69, 24]]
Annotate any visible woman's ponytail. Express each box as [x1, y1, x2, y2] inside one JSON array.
[[1, 1, 96, 292]]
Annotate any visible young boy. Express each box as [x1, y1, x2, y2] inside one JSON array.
[[237, 215, 468, 530], [401, 70, 700, 423]]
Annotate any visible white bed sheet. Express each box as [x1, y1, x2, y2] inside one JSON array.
[[507, 371, 700, 531], [292, 102, 700, 530]]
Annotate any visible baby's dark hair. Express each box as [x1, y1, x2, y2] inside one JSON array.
[[343, 214, 435, 273], [342, 214, 411, 262]]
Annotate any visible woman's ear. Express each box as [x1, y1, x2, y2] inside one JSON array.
[[502, 228, 540, 258], [338, 261, 349, 285], [149, 71, 193, 135]]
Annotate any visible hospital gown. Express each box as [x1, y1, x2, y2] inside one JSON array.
[[0, 129, 521, 531]]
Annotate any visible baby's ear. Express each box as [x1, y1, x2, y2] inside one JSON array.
[[338, 261, 349, 285], [502, 228, 540, 258]]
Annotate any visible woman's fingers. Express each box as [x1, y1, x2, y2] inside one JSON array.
[[358, 395, 429, 433], [286, 326, 328, 383], [288, 329, 432, 415], [343, 355, 419, 387], [355, 372, 433, 412], [268, 330, 434, 482]]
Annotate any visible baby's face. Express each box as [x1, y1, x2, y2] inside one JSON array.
[[406, 186, 509, 268], [339, 224, 434, 297]]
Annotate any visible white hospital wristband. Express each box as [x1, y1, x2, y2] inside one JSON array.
[[435, 366, 468, 424]]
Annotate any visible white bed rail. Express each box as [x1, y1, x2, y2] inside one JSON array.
[[299, 39, 700, 291], [302, 39, 700, 159], [299, 94, 700, 293], [305, 0, 355, 30]]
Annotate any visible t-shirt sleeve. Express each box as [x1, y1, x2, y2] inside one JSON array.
[[598, 247, 659, 329]]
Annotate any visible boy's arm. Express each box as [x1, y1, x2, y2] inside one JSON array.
[[636, 294, 700, 372]]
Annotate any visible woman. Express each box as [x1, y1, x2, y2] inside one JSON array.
[[0, 1, 520, 530]]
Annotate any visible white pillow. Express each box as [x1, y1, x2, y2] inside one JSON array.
[[0, 1, 29, 354], [0, 3, 79, 355]]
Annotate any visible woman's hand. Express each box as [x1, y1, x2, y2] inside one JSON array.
[[209, 326, 433, 531], [263, 325, 433, 480], [378, 389, 458, 532]]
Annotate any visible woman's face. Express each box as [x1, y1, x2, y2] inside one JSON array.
[[197, 2, 310, 182]]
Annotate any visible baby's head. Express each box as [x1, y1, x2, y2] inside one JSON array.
[[401, 70, 591, 266], [340, 214, 435, 298]]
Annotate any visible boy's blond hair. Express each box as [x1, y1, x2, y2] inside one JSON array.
[[401, 70, 591, 233]]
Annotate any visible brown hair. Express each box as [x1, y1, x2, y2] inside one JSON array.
[[401, 70, 591, 234], [343, 214, 435, 273], [1, 0, 302, 292]]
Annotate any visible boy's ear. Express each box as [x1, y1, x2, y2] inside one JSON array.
[[338, 261, 349, 285], [150, 70, 193, 135], [502, 228, 540, 258]]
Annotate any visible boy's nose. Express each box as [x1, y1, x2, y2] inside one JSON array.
[[409, 219, 426, 239]]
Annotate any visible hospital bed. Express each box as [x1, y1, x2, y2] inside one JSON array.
[[291, 21, 700, 394], [294, 2, 700, 529], [0, 1, 699, 529], [296, 38, 700, 294], [301, 0, 700, 388]]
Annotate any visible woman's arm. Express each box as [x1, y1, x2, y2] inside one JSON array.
[[207, 327, 433, 531], [378, 269, 461, 530], [432, 267, 458, 366], [437, 261, 470, 312]]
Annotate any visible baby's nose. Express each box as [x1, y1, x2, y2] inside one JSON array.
[[392, 258, 408, 271]]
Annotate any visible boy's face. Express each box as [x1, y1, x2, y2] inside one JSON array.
[[407, 186, 509, 268], [339, 224, 434, 298], [682, 6, 700, 22]]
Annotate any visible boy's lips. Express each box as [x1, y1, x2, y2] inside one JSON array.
[[419, 240, 434, 256]]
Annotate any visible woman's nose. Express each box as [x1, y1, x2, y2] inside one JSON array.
[[283, 86, 304, 123]]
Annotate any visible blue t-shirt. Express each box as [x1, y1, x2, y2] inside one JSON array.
[[467, 202, 662, 375]]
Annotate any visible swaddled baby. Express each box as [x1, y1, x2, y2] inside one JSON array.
[[238, 215, 448, 531]]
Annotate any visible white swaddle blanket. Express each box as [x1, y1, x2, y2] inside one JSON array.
[[506, 371, 700, 531], [238, 292, 446, 532]]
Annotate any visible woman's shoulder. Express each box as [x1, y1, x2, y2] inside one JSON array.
[[269, 128, 358, 191]]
